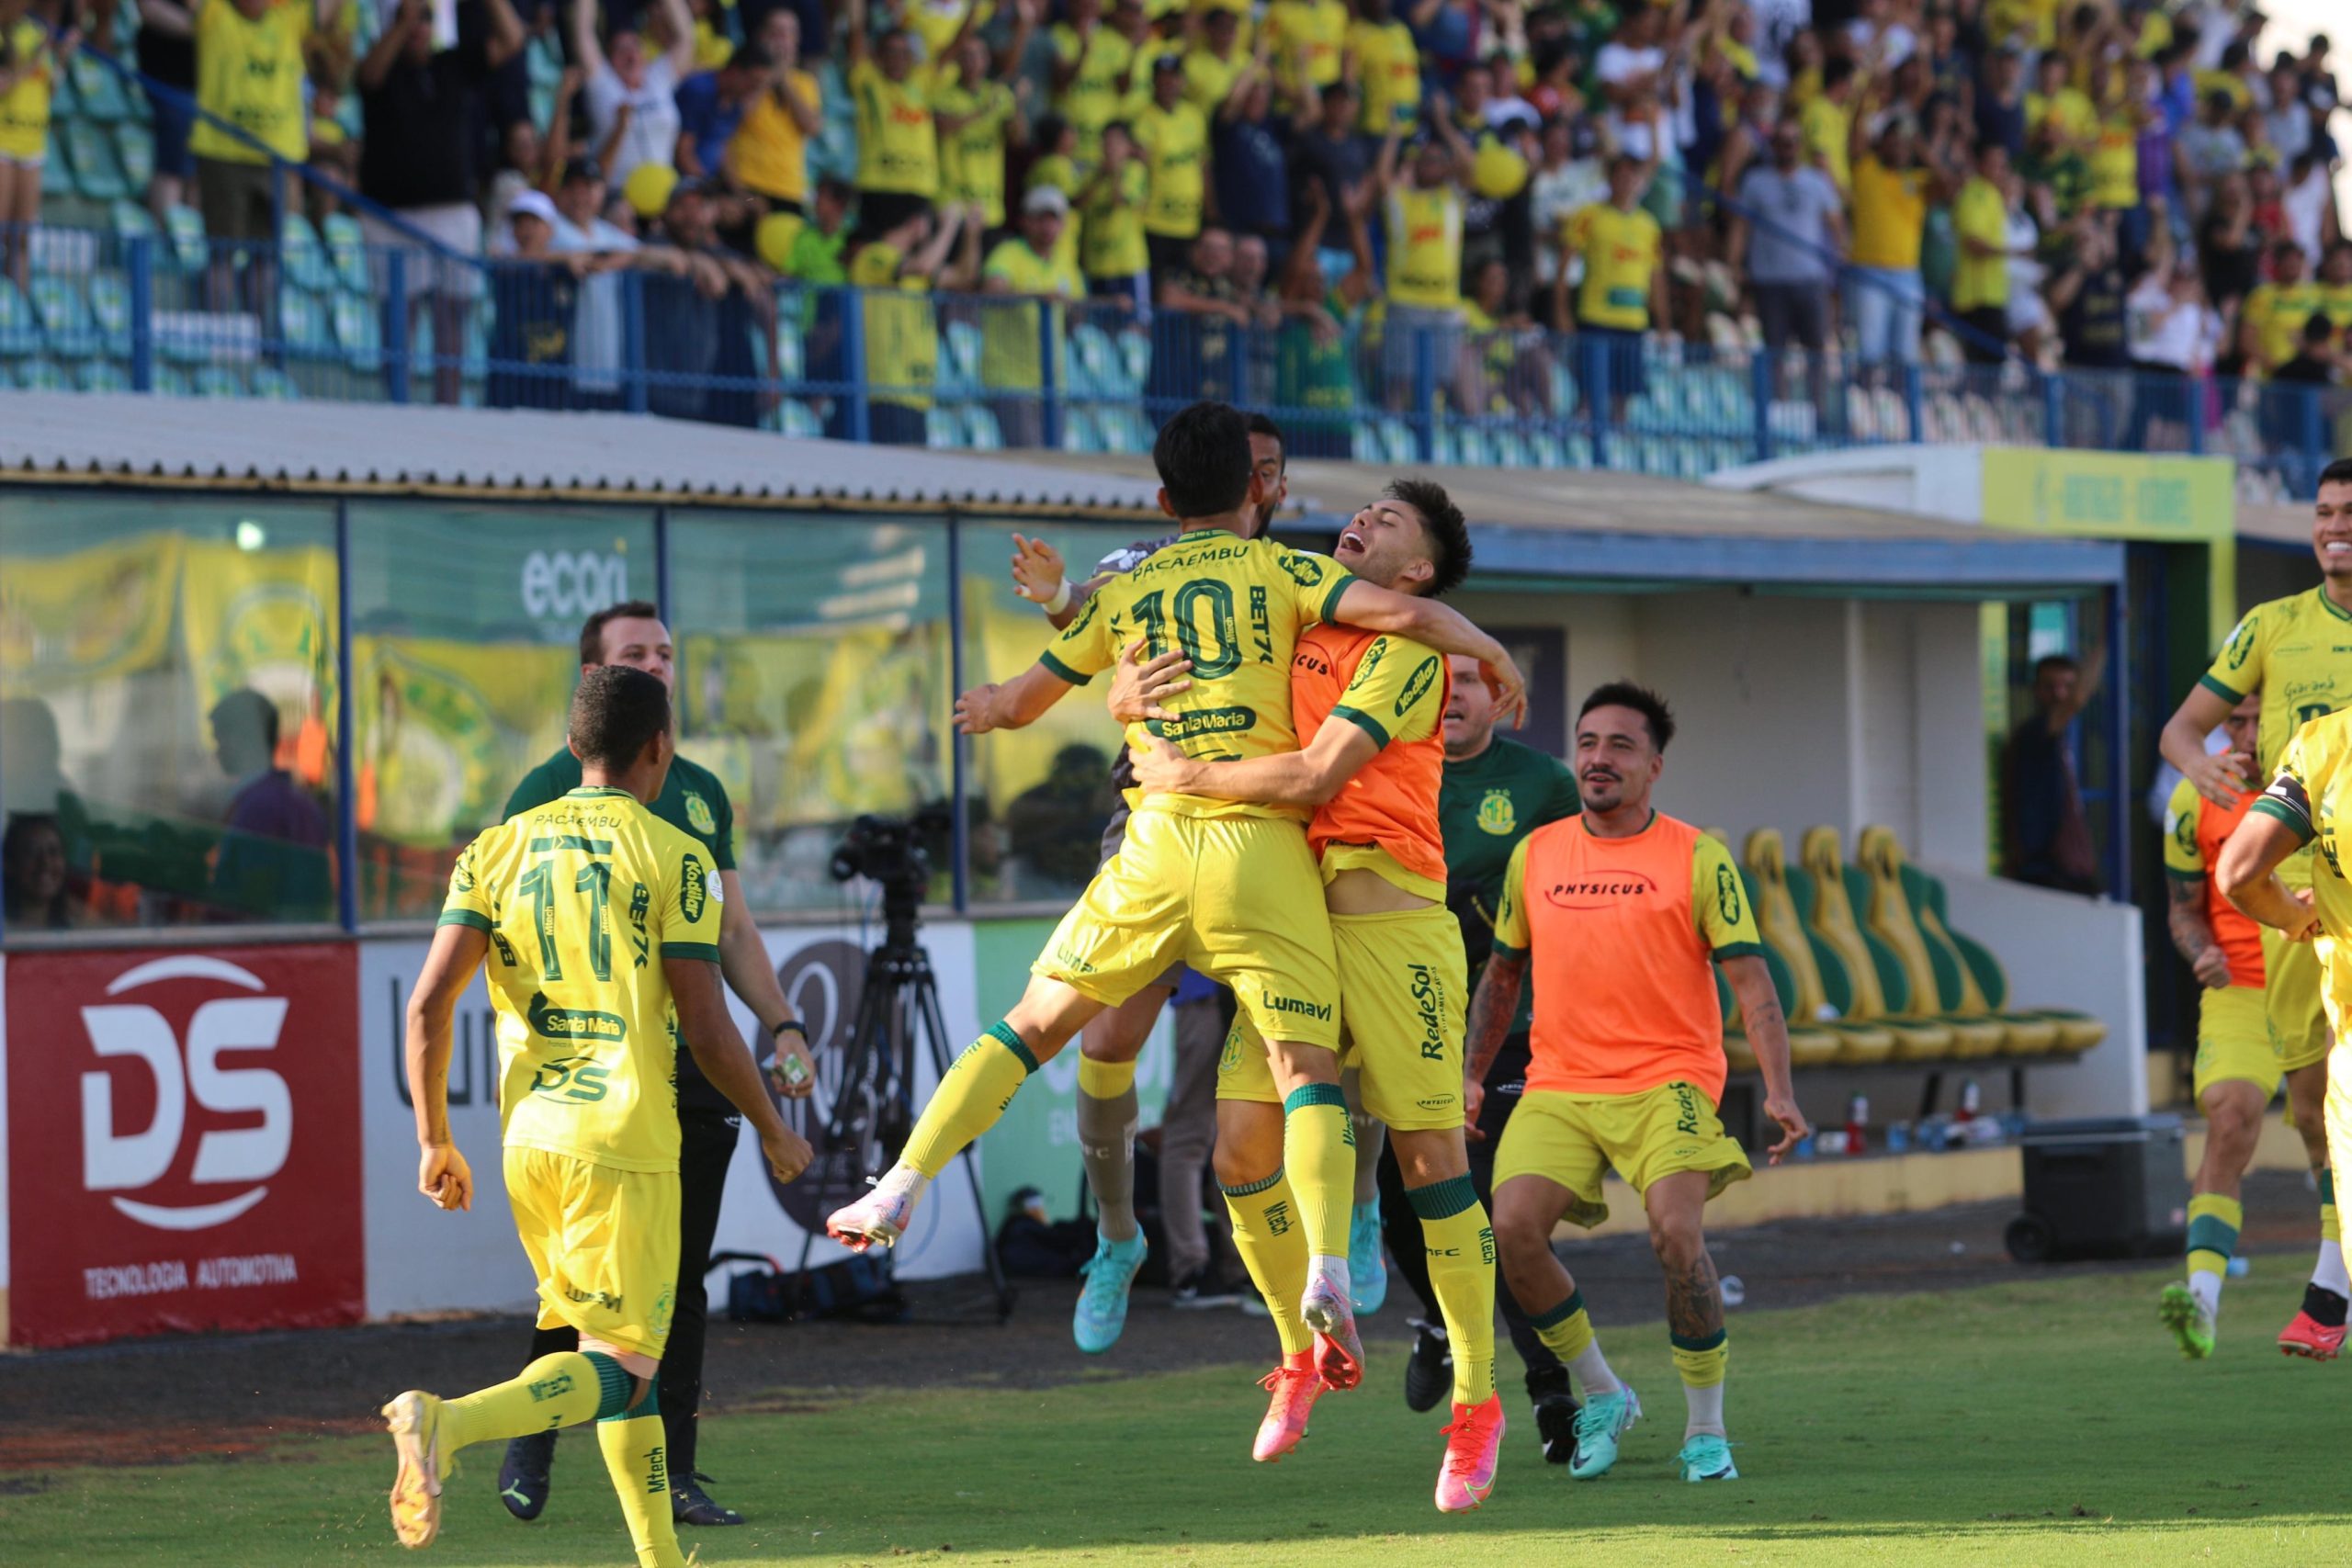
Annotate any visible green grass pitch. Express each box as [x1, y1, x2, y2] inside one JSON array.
[[6, 1264, 2347, 1566]]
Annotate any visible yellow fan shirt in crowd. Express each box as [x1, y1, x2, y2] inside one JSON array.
[[1348, 15, 1420, 133], [1385, 184, 1464, 310], [1263, 0, 1346, 107], [191, 0, 312, 164], [850, 242, 938, 412], [0, 17, 58, 164], [1800, 91, 1851, 192], [934, 77, 1016, 225], [1183, 45, 1244, 114], [2025, 85, 2096, 145], [2089, 112, 2138, 209], [980, 234, 1081, 390], [2321, 283, 2352, 332], [1136, 96, 1207, 239], [1849, 154, 1928, 270], [1050, 21, 1134, 141], [1080, 158, 1149, 277], [1564, 200, 1661, 330], [2242, 280, 2324, 370], [851, 58, 938, 197], [730, 71, 821, 206], [1951, 175, 2009, 310], [908, 0, 991, 62]]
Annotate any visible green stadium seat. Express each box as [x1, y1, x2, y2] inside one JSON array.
[[771, 321, 804, 382], [70, 55, 133, 122], [331, 292, 383, 371], [940, 319, 981, 396], [64, 120, 130, 202], [281, 214, 337, 295], [1116, 331, 1149, 393], [163, 204, 209, 273], [923, 407, 961, 448], [87, 272, 130, 355], [28, 276, 98, 357], [251, 365, 299, 400], [194, 365, 247, 398], [114, 122, 154, 193], [109, 197, 156, 241], [50, 52, 79, 119], [1096, 405, 1149, 455], [75, 358, 131, 393], [40, 139, 77, 199], [1452, 423, 1490, 467], [16, 357, 70, 390], [1059, 406, 1100, 453], [0, 277, 40, 355], [279, 287, 333, 357], [153, 363, 195, 396], [962, 402, 1003, 450], [777, 398, 822, 437], [1488, 427, 1529, 468], [1377, 417, 1413, 466], [321, 213, 372, 294], [1350, 423, 1385, 463], [1069, 323, 1114, 397]]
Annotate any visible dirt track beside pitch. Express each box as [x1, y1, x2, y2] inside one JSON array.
[[0, 1169, 2318, 1470]]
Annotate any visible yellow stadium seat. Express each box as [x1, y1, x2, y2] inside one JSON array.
[[1740, 828, 1898, 1065], [1855, 826, 2064, 1057], [1853, 827, 2007, 1058], [1793, 827, 1956, 1061], [1905, 855, 2107, 1056]]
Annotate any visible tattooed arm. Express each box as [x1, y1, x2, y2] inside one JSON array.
[[1461, 948, 1528, 1141], [1722, 953, 1809, 1162], [2165, 876, 2234, 987]]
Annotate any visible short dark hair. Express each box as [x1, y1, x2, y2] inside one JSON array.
[[1823, 57, 1855, 89], [569, 665, 672, 770], [210, 688, 279, 750], [2320, 457, 2352, 491], [2032, 653, 2080, 681], [1153, 401, 1254, 519], [1247, 412, 1287, 470], [580, 599, 662, 667], [1384, 478, 1471, 598], [2304, 311, 2335, 344], [1578, 681, 1676, 751]]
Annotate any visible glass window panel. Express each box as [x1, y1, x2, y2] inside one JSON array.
[[0, 494, 341, 932], [345, 503, 656, 921], [669, 512, 954, 914], [958, 519, 1160, 907]]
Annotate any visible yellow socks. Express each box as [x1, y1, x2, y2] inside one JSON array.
[[2188, 1191, 2242, 1314], [1673, 1328, 1729, 1439], [440, 1350, 630, 1452], [1075, 1055, 1141, 1242], [597, 1382, 686, 1568], [1224, 1168, 1312, 1356], [1529, 1290, 1622, 1395], [1282, 1082, 1356, 1267], [1407, 1175, 1496, 1405], [901, 1022, 1037, 1178]]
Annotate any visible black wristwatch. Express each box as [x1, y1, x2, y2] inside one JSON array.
[[772, 1019, 808, 1039]]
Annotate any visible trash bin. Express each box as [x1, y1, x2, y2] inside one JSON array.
[[2006, 1115, 2188, 1263]]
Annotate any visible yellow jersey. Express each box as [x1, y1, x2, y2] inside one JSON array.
[[1385, 184, 1464, 310], [1951, 175, 2009, 310], [1183, 46, 1244, 114], [1849, 154, 1928, 270], [907, 0, 990, 62], [2243, 282, 2324, 371], [2252, 711, 2352, 1036], [1050, 22, 1134, 141], [438, 786, 726, 1175], [0, 18, 57, 163], [1264, 0, 1347, 106], [2321, 284, 2352, 333], [731, 72, 819, 204], [191, 0, 311, 164], [851, 242, 936, 411], [1348, 17, 1420, 134], [980, 236, 1080, 389], [1565, 201, 1660, 331], [1800, 93, 1851, 192], [1081, 158, 1149, 276], [934, 78, 1016, 225], [2026, 86, 2095, 144], [2088, 113, 2138, 209], [1040, 531, 1358, 818], [851, 59, 938, 197], [1136, 98, 1208, 239], [2203, 586, 2352, 888]]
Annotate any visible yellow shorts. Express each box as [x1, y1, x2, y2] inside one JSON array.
[[1216, 902, 1466, 1131], [504, 1145, 681, 1362], [2264, 930, 2333, 1074], [1492, 1084, 1752, 1229], [2193, 984, 2282, 1100], [1035, 807, 1340, 1050]]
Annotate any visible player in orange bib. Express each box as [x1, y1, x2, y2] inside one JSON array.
[[1120, 480, 1505, 1512], [2157, 690, 2276, 1358], [1468, 683, 1808, 1484]]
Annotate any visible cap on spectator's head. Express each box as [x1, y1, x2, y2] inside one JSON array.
[[1152, 52, 1184, 73], [1023, 185, 1070, 217], [1571, 118, 1600, 156], [670, 175, 712, 204], [509, 188, 559, 227], [563, 156, 605, 186]]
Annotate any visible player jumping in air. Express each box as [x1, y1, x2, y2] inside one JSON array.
[[1469, 683, 1808, 1484], [2161, 456, 2352, 1359], [825, 401, 1526, 1387], [1115, 479, 1503, 1509], [383, 667, 813, 1567], [2158, 690, 2277, 1356]]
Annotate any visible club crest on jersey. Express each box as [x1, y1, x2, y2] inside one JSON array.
[[2224, 615, 2257, 671], [1280, 551, 1326, 588], [1476, 789, 1517, 836], [681, 857, 707, 922], [684, 791, 717, 836]]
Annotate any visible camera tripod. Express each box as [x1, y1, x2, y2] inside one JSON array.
[[793, 885, 1013, 1321]]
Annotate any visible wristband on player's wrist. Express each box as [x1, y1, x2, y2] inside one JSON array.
[[1041, 579, 1071, 615]]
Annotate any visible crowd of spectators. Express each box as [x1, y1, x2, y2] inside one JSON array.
[[2, 0, 2349, 430]]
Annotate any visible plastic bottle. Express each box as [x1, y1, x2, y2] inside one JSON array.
[[1846, 1094, 1870, 1156], [1955, 1080, 1981, 1124]]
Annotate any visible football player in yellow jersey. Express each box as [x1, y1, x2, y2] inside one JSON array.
[[826, 402, 1526, 1380], [2162, 456, 2352, 1359], [381, 668, 812, 1568]]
